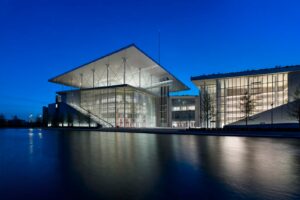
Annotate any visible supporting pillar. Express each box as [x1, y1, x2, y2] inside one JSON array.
[[150, 75, 153, 92], [139, 68, 141, 87], [91, 69, 95, 120], [106, 64, 109, 122], [271, 75, 274, 124], [115, 88, 117, 127], [79, 74, 83, 107], [106, 64, 109, 86], [122, 57, 126, 84], [80, 73, 83, 89], [122, 58, 126, 127], [123, 87, 126, 127], [92, 68, 95, 88]]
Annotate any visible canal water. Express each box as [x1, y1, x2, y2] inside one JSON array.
[[0, 129, 299, 200]]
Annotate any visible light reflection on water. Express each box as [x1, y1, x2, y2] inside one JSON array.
[[0, 129, 299, 199]]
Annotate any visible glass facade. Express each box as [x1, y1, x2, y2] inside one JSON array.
[[199, 73, 288, 127], [61, 86, 156, 127]]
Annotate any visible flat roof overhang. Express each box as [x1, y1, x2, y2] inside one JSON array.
[[49, 44, 189, 92]]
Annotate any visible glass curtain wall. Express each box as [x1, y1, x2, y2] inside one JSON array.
[[62, 86, 156, 127], [200, 72, 288, 127]]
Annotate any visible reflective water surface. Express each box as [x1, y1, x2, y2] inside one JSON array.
[[0, 129, 299, 200]]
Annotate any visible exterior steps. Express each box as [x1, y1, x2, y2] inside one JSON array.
[[68, 103, 113, 128]]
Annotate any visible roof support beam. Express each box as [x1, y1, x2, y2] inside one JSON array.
[[106, 64, 109, 87], [80, 73, 83, 89], [139, 67, 141, 87], [92, 68, 95, 88], [122, 57, 126, 85]]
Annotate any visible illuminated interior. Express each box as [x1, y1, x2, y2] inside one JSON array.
[[193, 72, 289, 128]]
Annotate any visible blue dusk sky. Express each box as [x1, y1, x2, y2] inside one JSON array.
[[1, 0, 300, 119]]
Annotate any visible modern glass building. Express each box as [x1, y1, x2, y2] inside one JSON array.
[[45, 44, 189, 128], [191, 66, 300, 128]]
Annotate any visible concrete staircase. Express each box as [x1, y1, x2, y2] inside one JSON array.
[[68, 103, 114, 128]]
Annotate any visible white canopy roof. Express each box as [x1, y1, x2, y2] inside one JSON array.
[[49, 44, 189, 92]]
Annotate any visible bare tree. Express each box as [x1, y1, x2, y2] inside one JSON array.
[[240, 90, 255, 126], [201, 90, 214, 128], [288, 87, 300, 126]]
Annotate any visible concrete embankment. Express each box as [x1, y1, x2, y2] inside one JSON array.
[[47, 127, 300, 138]]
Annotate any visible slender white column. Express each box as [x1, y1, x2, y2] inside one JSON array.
[[139, 68, 141, 87], [106, 64, 109, 86], [80, 73, 83, 88], [122, 57, 126, 85], [91, 68, 95, 88]]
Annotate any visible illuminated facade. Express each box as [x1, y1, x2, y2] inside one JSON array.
[[58, 85, 156, 127], [45, 44, 189, 128], [191, 66, 300, 128], [44, 44, 300, 129]]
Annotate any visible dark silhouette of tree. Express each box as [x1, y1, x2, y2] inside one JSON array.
[[58, 113, 64, 127], [9, 115, 24, 127], [288, 87, 300, 126], [35, 115, 42, 127], [78, 113, 82, 127], [67, 112, 73, 127], [240, 90, 255, 126], [0, 114, 6, 127], [51, 114, 58, 127], [13, 115, 19, 120], [201, 90, 214, 128]]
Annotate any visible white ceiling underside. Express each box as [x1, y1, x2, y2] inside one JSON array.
[[49, 45, 188, 92]]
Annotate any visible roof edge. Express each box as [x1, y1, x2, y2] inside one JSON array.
[[191, 65, 300, 81], [133, 45, 190, 91], [48, 43, 190, 92], [48, 43, 137, 83]]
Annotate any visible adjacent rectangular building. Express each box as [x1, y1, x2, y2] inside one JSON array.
[[191, 66, 300, 128]]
